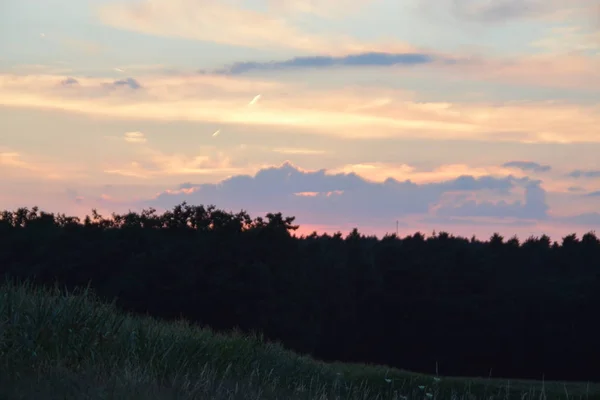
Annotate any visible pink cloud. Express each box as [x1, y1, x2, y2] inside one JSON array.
[[0, 149, 86, 181]]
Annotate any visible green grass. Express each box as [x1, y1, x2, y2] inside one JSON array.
[[1, 280, 599, 399]]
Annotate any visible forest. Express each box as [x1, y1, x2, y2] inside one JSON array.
[[0, 203, 598, 382]]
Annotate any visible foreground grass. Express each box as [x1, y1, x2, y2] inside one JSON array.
[[0, 281, 598, 400]]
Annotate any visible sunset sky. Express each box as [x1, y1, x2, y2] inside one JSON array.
[[1, 0, 599, 240]]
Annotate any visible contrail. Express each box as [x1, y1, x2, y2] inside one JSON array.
[[212, 129, 221, 137], [248, 94, 261, 106]]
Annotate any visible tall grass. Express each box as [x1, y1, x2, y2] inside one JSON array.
[[0, 279, 598, 399]]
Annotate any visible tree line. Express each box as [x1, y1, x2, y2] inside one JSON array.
[[1, 203, 599, 381]]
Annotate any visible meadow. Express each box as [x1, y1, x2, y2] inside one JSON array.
[[2, 280, 599, 400]]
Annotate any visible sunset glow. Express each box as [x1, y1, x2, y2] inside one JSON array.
[[1, 0, 599, 240]]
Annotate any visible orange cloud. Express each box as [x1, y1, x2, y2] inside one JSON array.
[[1, 72, 599, 144], [0, 152, 35, 171], [103, 144, 241, 180], [328, 163, 532, 184]]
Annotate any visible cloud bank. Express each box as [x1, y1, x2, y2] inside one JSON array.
[[106, 161, 600, 240], [144, 161, 544, 226]]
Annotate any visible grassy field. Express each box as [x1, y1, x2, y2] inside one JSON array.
[[1, 280, 599, 400]]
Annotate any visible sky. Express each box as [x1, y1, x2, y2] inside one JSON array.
[[1, 0, 599, 240]]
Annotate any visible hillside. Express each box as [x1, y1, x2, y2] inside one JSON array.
[[2, 280, 599, 400]]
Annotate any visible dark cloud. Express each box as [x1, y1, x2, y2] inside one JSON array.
[[435, 182, 549, 220], [143, 162, 540, 226], [502, 161, 551, 173], [215, 52, 438, 74], [568, 186, 585, 192], [60, 77, 79, 86], [586, 191, 600, 197], [568, 169, 600, 178], [111, 77, 142, 89], [556, 213, 600, 226]]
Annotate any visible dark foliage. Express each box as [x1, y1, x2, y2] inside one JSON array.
[[1, 203, 599, 381]]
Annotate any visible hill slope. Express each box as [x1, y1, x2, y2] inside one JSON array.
[[1, 280, 598, 400]]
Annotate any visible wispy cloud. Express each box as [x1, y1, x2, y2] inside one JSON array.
[[60, 77, 79, 86], [436, 53, 600, 91], [272, 147, 327, 155], [0, 152, 37, 172], [0, 149, 85, 180], [209, 50, 600, 92], [103, 135, 239, 179], [2, 72, 599, 144], [218, 52, 438, 74], [502, 161, 551, 173], [420, 0, 593, 24], [568, 169, 600, 178], [123, 131, 147, 143], [4, 63, 74, 75], [110, 78, 142, 90], [32, 31, 106, 56], [95, 0, 413, 54], [328, 163, 529, 184], [265, 0, 377, 19], [531, 25, 600, 53], [450, 0, 557, 23], [103, 151, 239, 179], [248, 94, 261, 106]]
